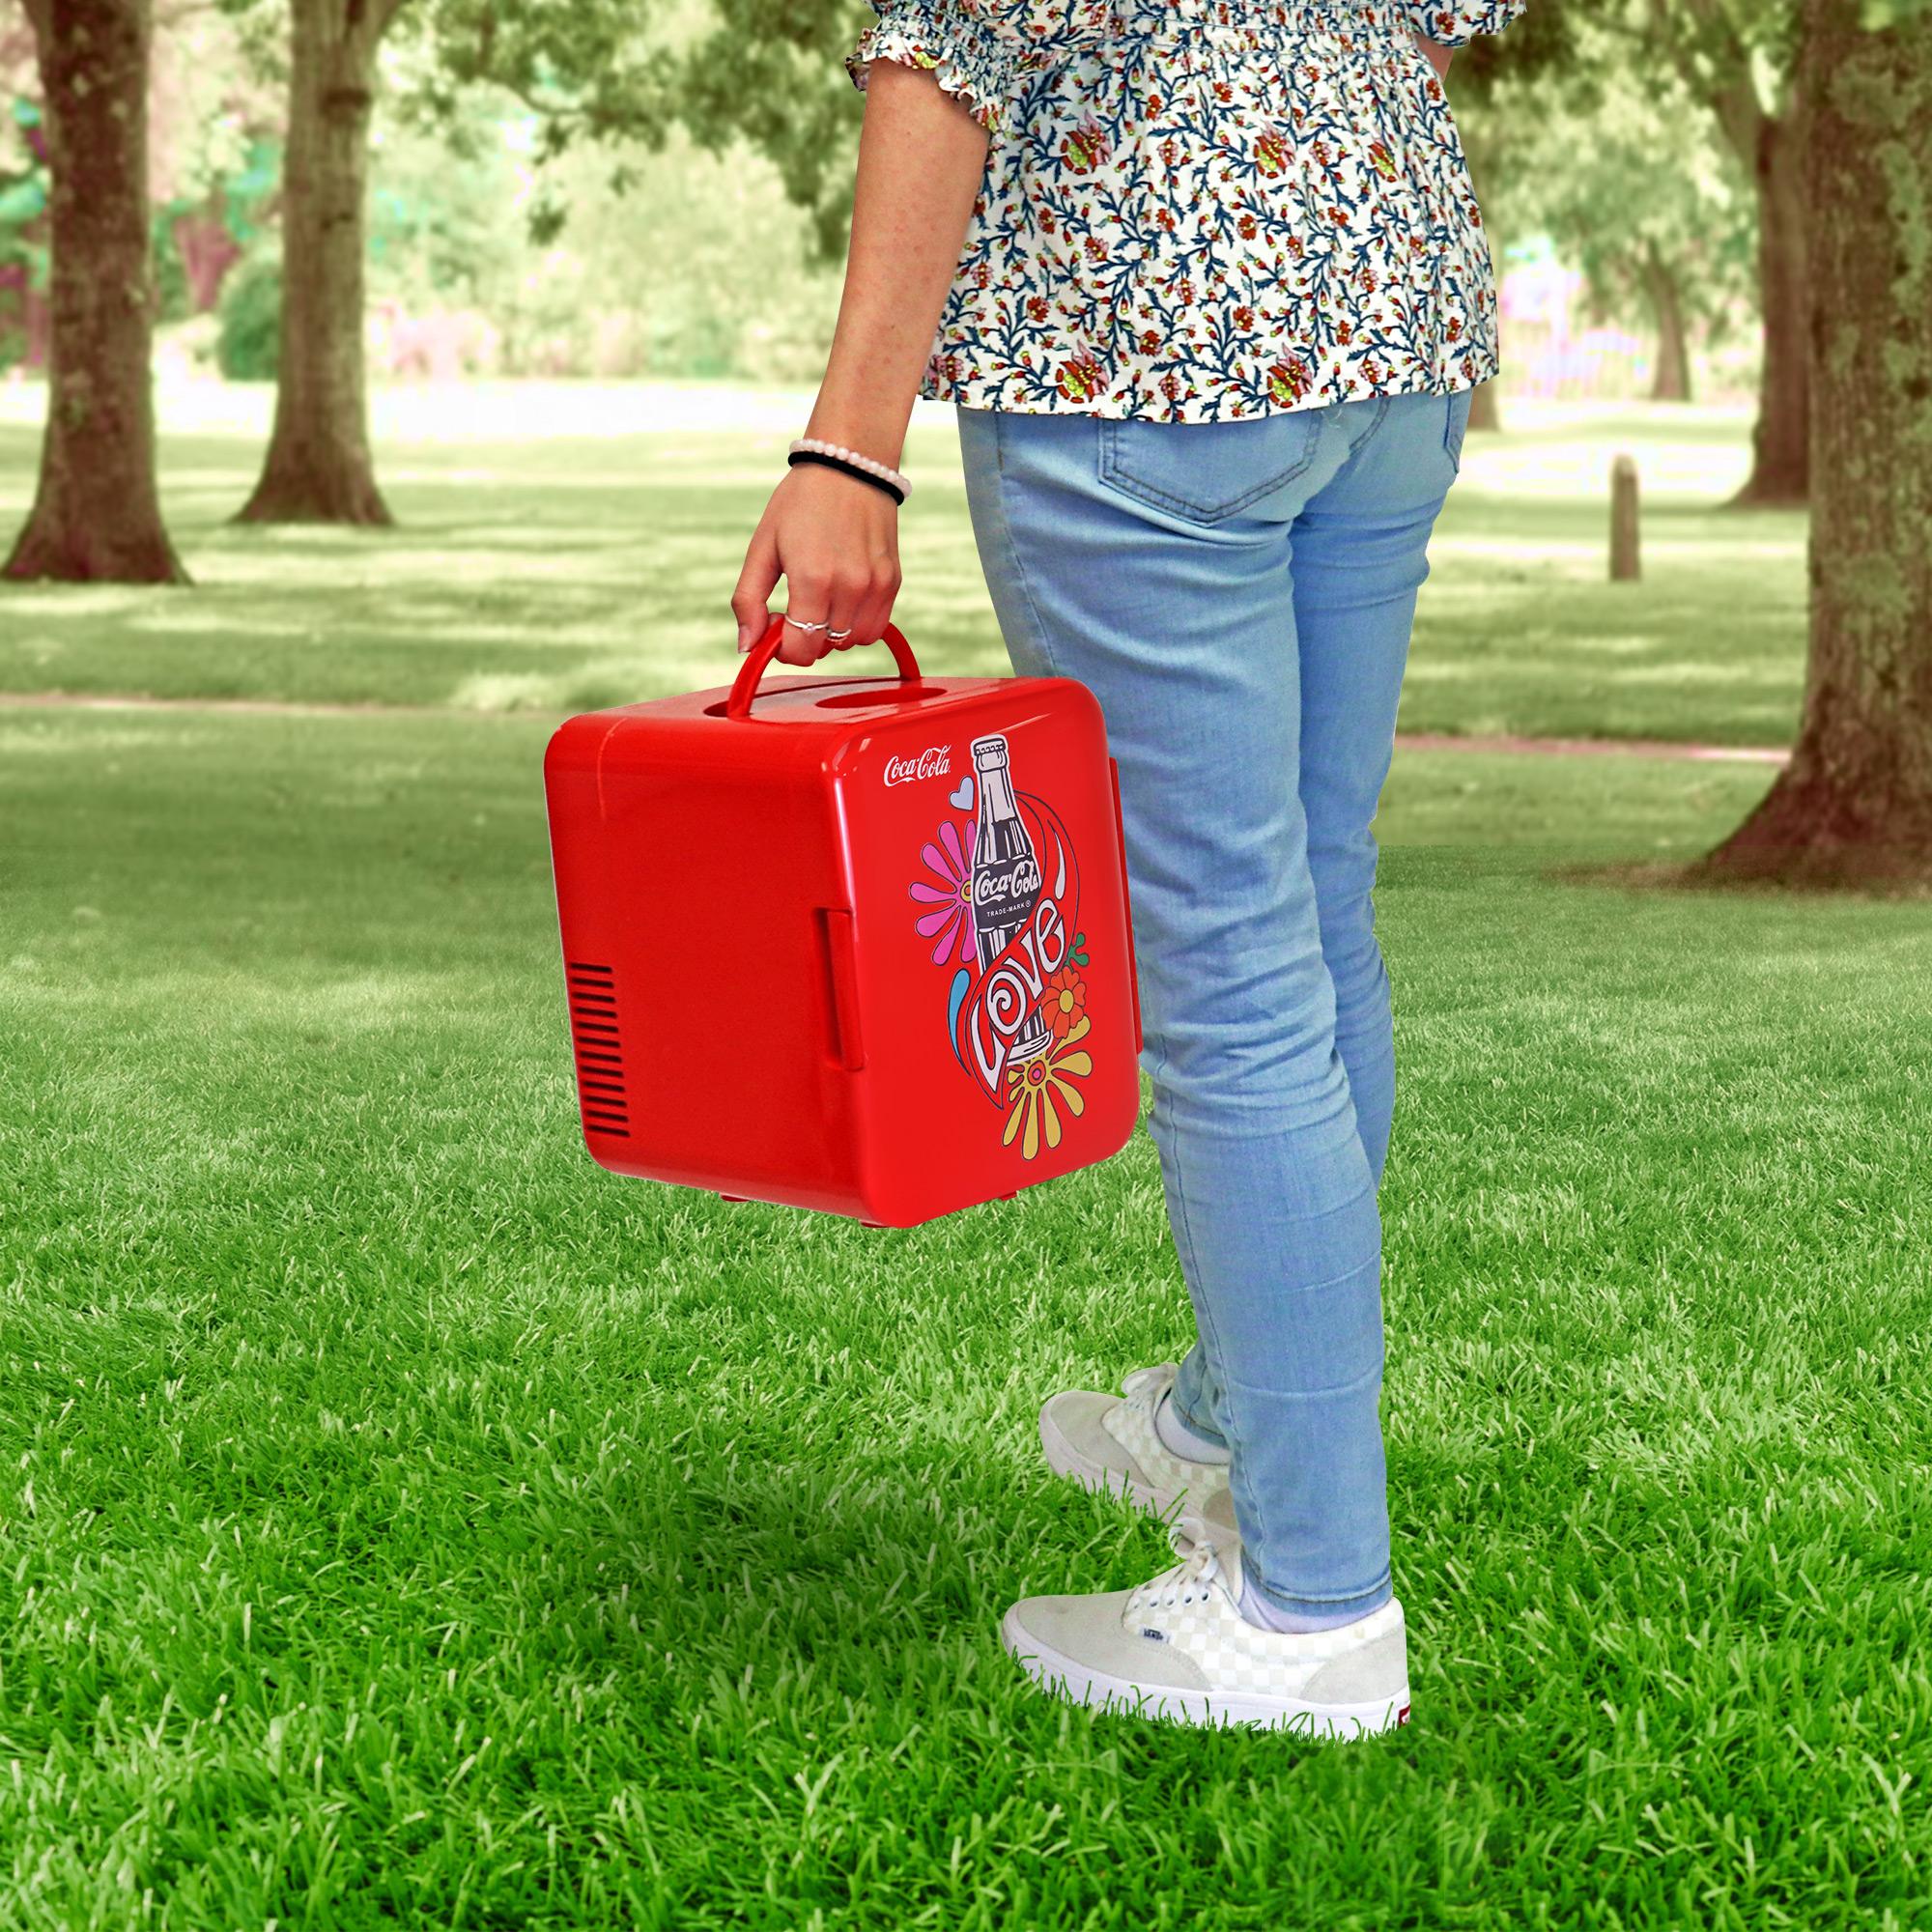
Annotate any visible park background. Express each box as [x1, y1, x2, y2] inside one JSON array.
[[2, 0, 1929, 1927]]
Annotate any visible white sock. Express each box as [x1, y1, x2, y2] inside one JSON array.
[[1154, 1389, 1232, 1465], [1236, 1566, 1379, 1634]]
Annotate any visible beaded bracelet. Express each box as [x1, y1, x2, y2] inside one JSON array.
[[788, 438, 913, 503], [787, 449, 906, 506]]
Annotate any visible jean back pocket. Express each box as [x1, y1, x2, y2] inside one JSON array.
[[1097, 412, 1327, 525]]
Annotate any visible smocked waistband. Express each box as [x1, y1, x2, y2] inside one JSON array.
[[1100, 0, 1412, 33]]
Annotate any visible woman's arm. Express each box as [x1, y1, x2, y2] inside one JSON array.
[[1412, 36, 1453, 81], [732, 59, 990, 666]]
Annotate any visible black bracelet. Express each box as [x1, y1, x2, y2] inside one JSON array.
[[786, 449, 906, 506]]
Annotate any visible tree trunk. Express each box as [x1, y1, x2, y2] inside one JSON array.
[[1641, 241, 1691, 403], [4, 0, 186, 584], [235, 0, 397, 526], [1694, 0, 1932, 889], [25, 286, 50, 369], [1731, 106, 1809, 505], [1687, 50, 1810, 506]]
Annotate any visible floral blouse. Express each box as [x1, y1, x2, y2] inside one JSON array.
[[847, 0, 1532, 421]]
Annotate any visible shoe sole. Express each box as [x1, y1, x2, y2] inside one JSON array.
[[1037, 1399, 1209, 1533], [1000, 1605, 1410, 1740]]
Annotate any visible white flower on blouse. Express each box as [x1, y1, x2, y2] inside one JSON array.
[[847, 0, 1534, 422]]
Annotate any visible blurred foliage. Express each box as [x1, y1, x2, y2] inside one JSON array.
[[1502, 8, 1757, 354], [359, 108, 841, 380], [498, 129, 842, 381], [0, 96, 44, 228], [0, 93, 45, 369], [366, 99, 520, 308], [1634, 0, 1803, 113], [393, 0, 688, 245], [216, 254, 283, 381]]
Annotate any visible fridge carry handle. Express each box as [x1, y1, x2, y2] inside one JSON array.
[[727, 617, 922, 720], [813, 906, 867, 1073]]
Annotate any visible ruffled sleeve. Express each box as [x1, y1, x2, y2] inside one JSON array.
[[1404, 1, 1533, 45], [845, 1, 1027, 135]]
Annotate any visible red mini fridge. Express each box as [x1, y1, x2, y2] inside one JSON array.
[[542, 620, 1144, 1228]]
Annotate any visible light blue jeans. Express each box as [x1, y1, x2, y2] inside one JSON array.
[[957, 386, 1472, 1623]]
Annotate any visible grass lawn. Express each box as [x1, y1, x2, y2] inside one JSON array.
[[0, 382, 1805, 747], [4, 694, 1929, 1927], [2, 385, 1925, 1925]]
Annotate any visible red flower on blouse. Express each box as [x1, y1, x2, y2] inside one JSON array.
[[1267, 359, 1312, 407], [1063, 117, 1109, 172], [1058, 348, 1106, 401]]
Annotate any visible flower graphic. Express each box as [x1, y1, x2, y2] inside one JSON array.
[[1042, 966, 1088, 1038], [910, 818, 978, 967], [1003, 1015, 1094, 1161]]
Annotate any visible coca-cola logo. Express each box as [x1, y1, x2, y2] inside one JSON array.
[[883, 745, 952, 786], [974, 854, 1040, 913]]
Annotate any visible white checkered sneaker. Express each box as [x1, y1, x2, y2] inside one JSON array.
[[1001, 1536, 1410, 1738], [1037, 1362, 1233, 1536]]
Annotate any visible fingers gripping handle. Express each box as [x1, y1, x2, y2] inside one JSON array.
[[727, 619, 922, 720]]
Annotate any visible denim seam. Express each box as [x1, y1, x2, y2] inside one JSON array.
[[1443, 389, 1468, 471], [1333, 392, 1391, 484], [1163, 1122, 1248, 1504]]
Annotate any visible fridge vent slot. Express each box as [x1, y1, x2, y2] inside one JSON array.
[[567, 964, 630, 1138]]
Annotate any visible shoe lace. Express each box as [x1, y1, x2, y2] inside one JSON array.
[[1127, 1536, 1225, 1614]]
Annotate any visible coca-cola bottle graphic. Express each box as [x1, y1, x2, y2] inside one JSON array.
[[970, 733, 1053, 1065]]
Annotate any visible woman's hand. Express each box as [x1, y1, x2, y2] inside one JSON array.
[[732, 463, 902, 668]]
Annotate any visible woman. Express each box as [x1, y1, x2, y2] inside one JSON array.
[[733, 0, 1530, 1737]]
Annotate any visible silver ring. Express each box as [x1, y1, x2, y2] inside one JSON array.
[[827, 627, 853, 641], [782, 615, 829, 634]]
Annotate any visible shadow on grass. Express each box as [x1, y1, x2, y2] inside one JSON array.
[[1551, 853, 1932, 902]]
